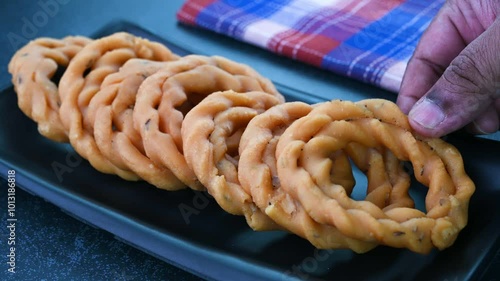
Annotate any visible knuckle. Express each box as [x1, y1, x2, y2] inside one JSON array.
[[442, 49, 487, 95]]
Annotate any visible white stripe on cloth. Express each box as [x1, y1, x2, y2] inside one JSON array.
[[304, 0, 344, 6], [242, 20, 289, 48], [214, 1, 259, 35], [379, 61, 407, 93]]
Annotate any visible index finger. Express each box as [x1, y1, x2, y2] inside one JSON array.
[[397, 1, 482, 113]]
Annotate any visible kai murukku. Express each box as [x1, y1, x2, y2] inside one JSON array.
[[88, 59, 184, 190], [238, 102, 378, 252], [134, 55, 283, 190], [58, 32, 179, 180], [8, 36, 91, 142], [275, 99, 475, 253], [182, 90, 282, 230]]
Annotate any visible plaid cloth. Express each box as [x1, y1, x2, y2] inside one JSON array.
[[176, 0, 444, 93]]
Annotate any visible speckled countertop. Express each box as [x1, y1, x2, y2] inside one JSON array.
[[1, 178, 204, 281]]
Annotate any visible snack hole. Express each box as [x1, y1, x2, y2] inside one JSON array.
[[174, 91, 207, 116], [345, 156, 425, 213], [51, 66, 67, 86], [349, 161, 368, 201], [82, 67, 91, 78]]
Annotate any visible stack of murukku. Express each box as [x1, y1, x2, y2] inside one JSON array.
[[8, 32, 475, 254]]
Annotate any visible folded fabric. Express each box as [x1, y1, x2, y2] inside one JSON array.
[[176, 0, 444, 93]]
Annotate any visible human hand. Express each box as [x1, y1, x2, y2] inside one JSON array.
[[397, 0, 499, 138]]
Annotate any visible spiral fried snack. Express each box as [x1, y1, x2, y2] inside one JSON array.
[[238, 102, 378, 252], [86, 59, 183, 190], [8, 36, 92, 142], [275, 99, 475, 253], [134, 55, 284, 191], [58, 32, 179, 180], [182, 90, 282, 230]]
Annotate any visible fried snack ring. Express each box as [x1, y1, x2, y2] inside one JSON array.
[[238, 102, 378, 253], [134, 54, 284, 190], [8, 36, 92, 142], [87, 59, 183, 190], [276, 99, 475, 253], [182, 90, 282, 230], [58, 32, 179, 180]]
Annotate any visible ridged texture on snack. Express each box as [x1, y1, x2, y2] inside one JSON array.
[[88, 59, 183, 190], [133, 55, 284, 191], [274, 99, 475, 253], [238, 101, 378, 253], [8, 36, 92, 142], [182, 90, 282, 230], [58, 32, 179, 181]]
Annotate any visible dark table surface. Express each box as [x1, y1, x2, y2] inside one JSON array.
[[1, 1, 499, 280]]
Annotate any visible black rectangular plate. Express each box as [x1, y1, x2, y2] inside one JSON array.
[[1, 21, 499, 281]]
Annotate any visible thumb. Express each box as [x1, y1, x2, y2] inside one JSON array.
[[407, 18, 500, 138]]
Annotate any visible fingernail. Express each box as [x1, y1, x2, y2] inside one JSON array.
[[409, 99, 445, 129]]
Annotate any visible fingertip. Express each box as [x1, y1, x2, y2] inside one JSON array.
[[407, 97, 451, 138], [409, 98, 445, 127]]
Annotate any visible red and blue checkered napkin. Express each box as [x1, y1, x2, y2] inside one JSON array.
[[177, 0, 444, 93]]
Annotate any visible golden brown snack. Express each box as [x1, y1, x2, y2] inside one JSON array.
[[275, 99, 475, 253], [238, 102, 378, 252], [58, 32, 179, 181], [182, 90, 282, 230], [134, 54, 284, 191], [87, 59, 183, 190], [8, 36, 92, 142]]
